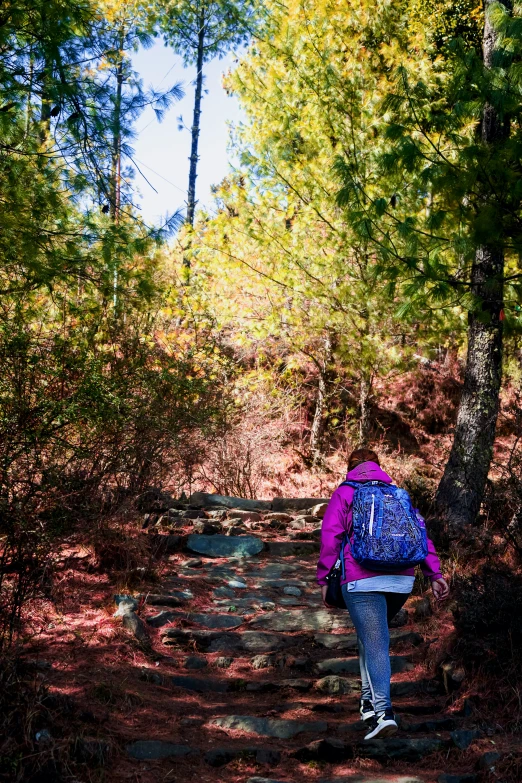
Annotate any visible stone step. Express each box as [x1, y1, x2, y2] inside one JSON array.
[[266, 541, 320, 557], [316, 655, 414, 675], [210, 714, 328, 739], [290, 735, 448, 763], [126, 741, 195, 760], [314, 629, 422, 651], [249, 609, 351, 632], [161, 629, 296, 652], [186, 533, 264, 558], [149, 611, 244, 630]]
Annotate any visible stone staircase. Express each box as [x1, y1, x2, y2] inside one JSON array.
[[116, 493, 488, 783]]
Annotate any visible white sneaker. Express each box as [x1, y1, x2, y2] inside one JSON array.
[[364, 709, 398, 740]]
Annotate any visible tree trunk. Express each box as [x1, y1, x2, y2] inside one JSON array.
[[185, 12, 205, 232], [359, 373, 371, 446], [310, 368, 327, 466], [110, 32, 124, 312], [310, 334, 333, 466], [434, 1, 508, 535]]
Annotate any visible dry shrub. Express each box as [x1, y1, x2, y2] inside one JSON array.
[[387, 362, 462, 436], [196, 391, 290, 499], [89, 521, 159, 591], [453, 565, 522, 665]]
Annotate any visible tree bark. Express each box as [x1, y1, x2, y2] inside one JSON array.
[[185, 12, 205, 232], [359, 373, 371, 446], [110, 32, 124, 313], [310, 334, 333, 466], [434, 1, 509, 535]]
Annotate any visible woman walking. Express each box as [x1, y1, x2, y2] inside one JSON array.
[[317, 448, 449, 740]]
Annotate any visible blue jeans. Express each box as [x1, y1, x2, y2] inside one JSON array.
[[342, 587, 409, 714]]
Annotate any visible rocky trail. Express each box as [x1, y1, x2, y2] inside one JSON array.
[[39, 491, 498, 783]]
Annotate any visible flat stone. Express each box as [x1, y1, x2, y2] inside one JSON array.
[[189, 492, 271, 511], [126, 740, 194, 760], [250, 609, 350, 632], [171, 675, 242, 693], [314, 629, 422, 651], [359, 737, 448, 761], [226, 509, 263, 522], [211, 715, 327, 739], [389, 607, 409, 628], [450, 728, 482, 750], [190, 613, 243, 629], [241, 631, 290, 652], [215, 656, 234, 668], [315, 676, 354, 695], [272, 497, 329, 512], [213, 587, 236, 598], [311, 502, 328, 518], [161, 628, 218, 649], [390, 679, 438, 697], [255, 748, 281, 765], [477, 751, 501, 770], [402, 717, 456, 732], [182, 508, 209, 519], [207, 635, 243, 653], [263, 513, 293, 522], [246, 779, 288, 783], [251, 654, 275, 669], [289, 519, 308, 529], [291, 737, 351, 763], [228, 579, 247, 588], [147, 610, 178, 628], [255, 579, 308, 588], [187, 534, 264, 558], [215, 598, 275, 611], [246, 682, 279, 693], [316, 655, 413, 675], [278, 597, 307, 606], [193, 520, 221, 535], [114, 595, 138, 615], [247, 563, 297, 577], [122, 612, 149, 642], [266, 541, 320, 557], [183, 656, 208, 670], [281, 678, 311, 691], [283, 586, 302, 596]]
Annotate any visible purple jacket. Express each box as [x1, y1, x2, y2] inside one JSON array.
[[317, 461, 443, 585]]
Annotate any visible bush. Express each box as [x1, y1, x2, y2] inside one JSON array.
[[0, 311, 233, 651], [452, 565, 522, 673]]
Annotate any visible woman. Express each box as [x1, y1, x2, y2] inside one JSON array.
[[317, 448, 449, 740]]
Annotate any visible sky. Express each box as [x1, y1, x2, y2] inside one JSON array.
[[131, 40, 244, 227]]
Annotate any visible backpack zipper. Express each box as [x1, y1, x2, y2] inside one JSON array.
[[369, 494, 375, 536]]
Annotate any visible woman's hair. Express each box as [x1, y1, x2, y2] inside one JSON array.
[[348, 448, 380, 472]]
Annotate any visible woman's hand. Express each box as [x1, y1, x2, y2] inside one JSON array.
[[431, 577, 450, 601], [321, 584, 333, 608]]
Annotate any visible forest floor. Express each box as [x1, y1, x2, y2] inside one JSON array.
[[21, 493, 513, 783]]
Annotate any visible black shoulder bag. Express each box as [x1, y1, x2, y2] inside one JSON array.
[[324, 532, 348, 609]]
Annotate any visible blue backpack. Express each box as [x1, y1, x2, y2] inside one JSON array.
[[341, 480, 428, 572]]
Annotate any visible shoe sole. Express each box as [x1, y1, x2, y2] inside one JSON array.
[[364, 721, 398, 740]]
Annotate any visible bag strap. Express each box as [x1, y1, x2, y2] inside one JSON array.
[[340, 531, 348, 580]]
